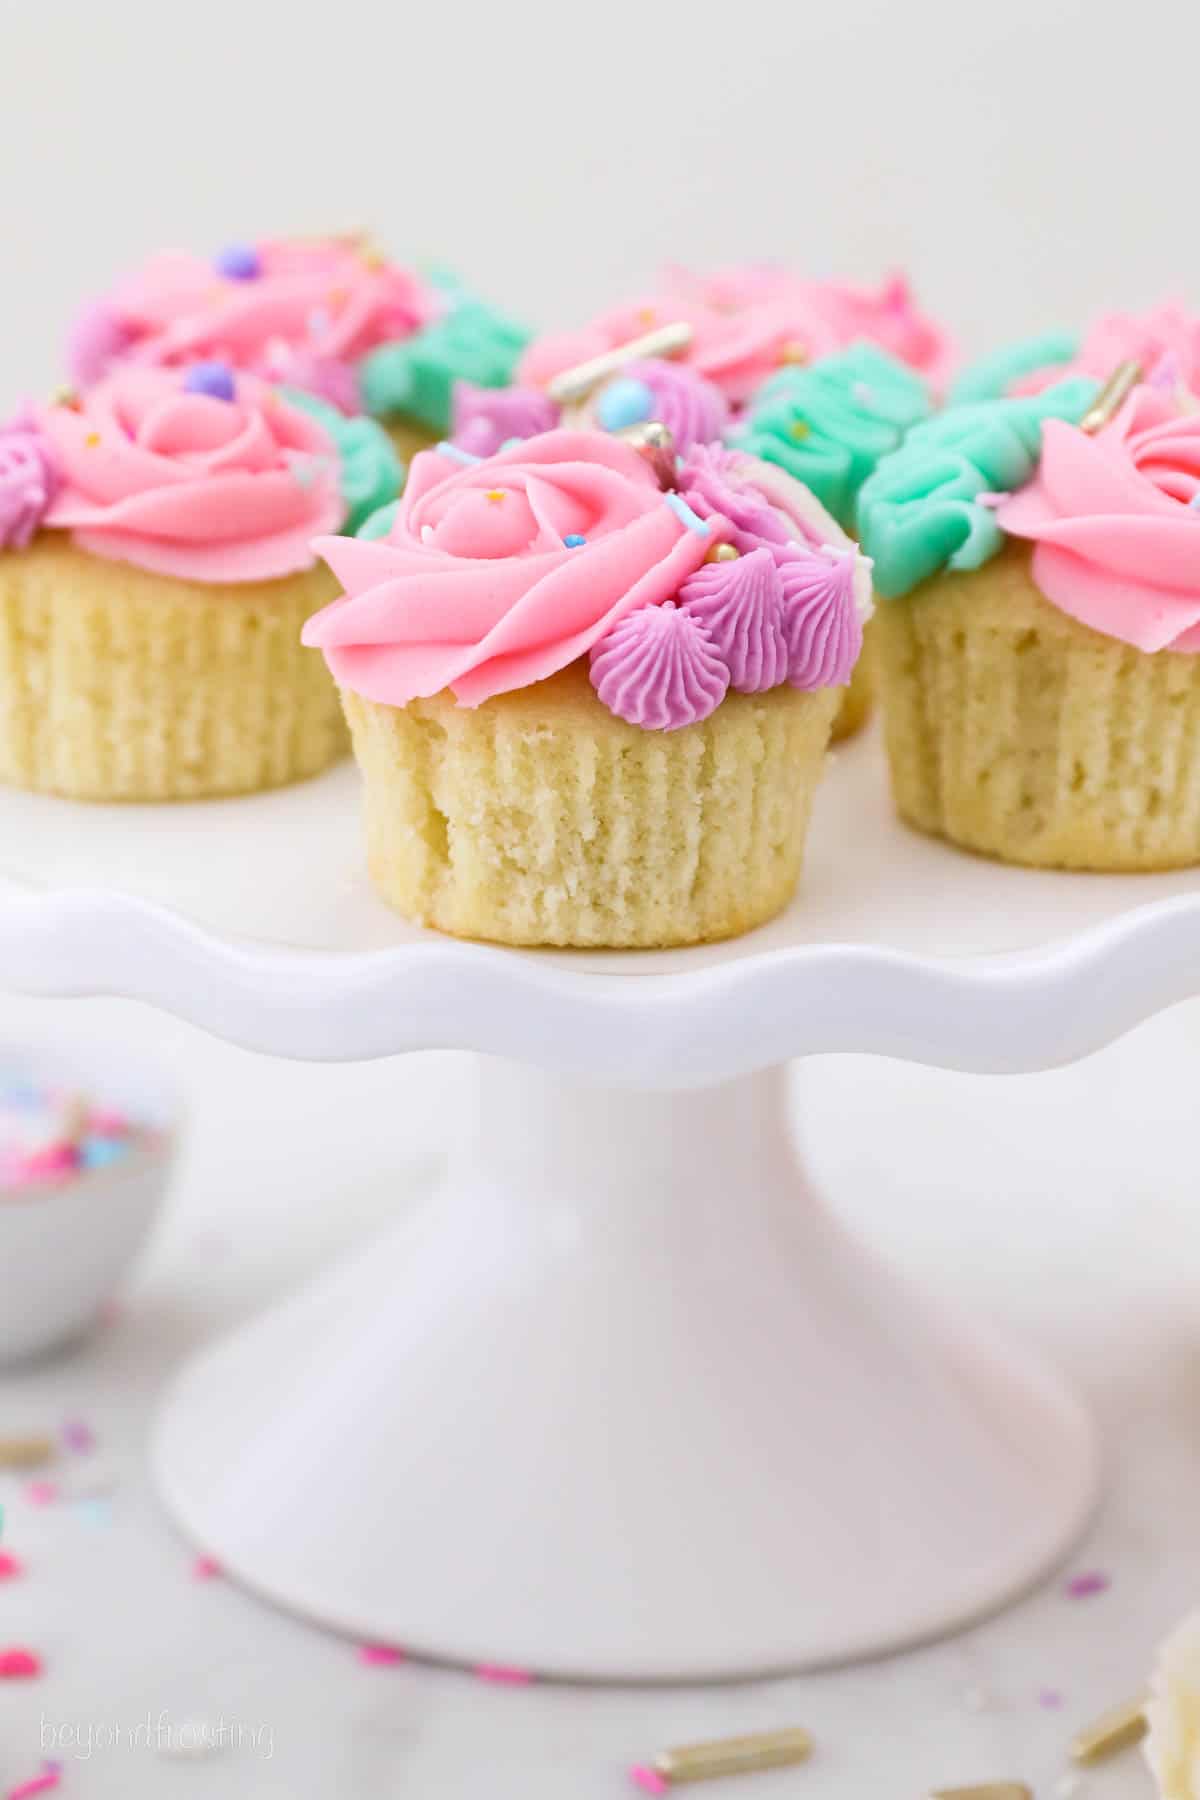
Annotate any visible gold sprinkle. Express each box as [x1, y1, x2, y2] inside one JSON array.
[[929, 1787, 1032, 1800], [778, 340, 808, 366], [654, 1727, 812, 1784], [84, 432, 101, 448], [485, 489, 506, 503], [1069, 1695, 1147, 1765], [705, 542, 740, 563], [50, 384, 77, 409], [359, 244, 387, 271], [790, 419, 811, 441], [0, 1435, 56, 1469], [636, 307, 657, 327], [1079, 360, 1143, 433]]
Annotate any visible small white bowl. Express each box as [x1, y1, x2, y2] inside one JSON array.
[[0, 1043, 178, 1363]]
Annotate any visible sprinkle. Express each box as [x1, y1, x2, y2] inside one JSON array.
[[778, 340, 808, 365], [84, 432, 100, 448], [435, 441, 482, 465], [629, 1767, 669, 1795], [359, 1643, 406, 1666], [0, 1438, 55, 1470], [485, 489, 507, 503], [1079, 361, 1142, 433], [650, 1730, 813, 1784], [596, 377, 655, 432], [0, 1648, 43, 1679], [1070, 1695, 1147, 1764], [23, 1482, 58, 1507], [183, 361, 236, 402], [0, 1552, 23, 1580], [475, 1663, 534, 1685], [546, 322, 693, 406], [80, 1137, 126, 1171], [1064, 1571, 1109, 1600], [789, 419, 811, 441], [61, 1420, 94, 1455], [87, 1108, 130, 1136], [1038, 1688, 1065, 1710], [636, 308, 657, 327], [664, 493, 711, 535], [6, 1761, 61, 1800], [563, 533, 586, 548], [49, 385, 77, 409], [192, 1554, 222, 1580], [705, 541, 739, 563], [213, 243, 262, 281]]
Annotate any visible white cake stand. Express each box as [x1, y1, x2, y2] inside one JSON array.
[[2, 728, 1198, 1680]]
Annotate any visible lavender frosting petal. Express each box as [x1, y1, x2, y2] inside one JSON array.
[[451, 382, 560, 457], [677, 442, 795, 552], [778, 547, 862, 689], [66, 300, 138, 389], [590, 601, 729, 730], [611, 359, 729, 455], [677, 548, 788, 693], [0, 408, 61, 551]]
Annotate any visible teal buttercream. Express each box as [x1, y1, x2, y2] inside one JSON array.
[[356, 499, 401, 541], [856, 376, 1099, 598], [359, 298, 531, 434], [278, 388, 404, 534], [950, 329, 1080, 404], [729, 343, 931, 530]]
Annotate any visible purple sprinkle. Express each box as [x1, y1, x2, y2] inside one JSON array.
[[183, 362, 236, 402], [214, 243, 261, 281], [1065, 1570, 1110, 1599], [62, 1420, 94, 1455], [1038, 1688, 1065, 1709]]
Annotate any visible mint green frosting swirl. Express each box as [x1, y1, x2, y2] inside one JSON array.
[[279, 388, 403, 534], [729, 343, 931, 530], [856, 377, 1099, 597], [950, 329, 1079, 405], [356, 499, 400, 541], [359, 297, 530, 434]]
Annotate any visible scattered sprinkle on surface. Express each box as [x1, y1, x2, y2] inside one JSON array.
[[1065, 1571, 1110, 1600], [192, 1555, 222, 1580], [0, 1648, 43, 1679], [475, 1663, 535, 1686], [629, 1766, 669, 1796], [358, 1644, 406, 1666]]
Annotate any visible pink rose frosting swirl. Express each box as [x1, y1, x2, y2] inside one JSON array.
[[1012, 302, 1200, 399], [519, 266, 953, 404], [0, 407, 61, 550], [40, 366, 344, 582], [997, 387, 1200, 652], [303, 430, 723, 707], [68, 238, 439, 411]]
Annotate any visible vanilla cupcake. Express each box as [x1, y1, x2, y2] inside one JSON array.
[[858, 369, 1200, 870], [0, 365, 357, 801], [303, 431, 871, 948]]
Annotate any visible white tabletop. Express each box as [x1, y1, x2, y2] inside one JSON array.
[[0, 988, 1191, 1800]]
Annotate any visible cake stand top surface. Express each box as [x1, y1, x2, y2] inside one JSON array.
[[1, 728, 1198, 1081]]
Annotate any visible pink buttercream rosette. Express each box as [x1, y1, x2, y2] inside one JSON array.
[[519, 266, 954, 404], [40, 366, 344, 582], [68, 238, 439, 411], [998, 387, 1200, 652], [1012, 302, 1200, 400], [303, 430, 722, 707]]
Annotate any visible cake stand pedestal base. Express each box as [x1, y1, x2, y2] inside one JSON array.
[[154, 1058, 1097, 1681]]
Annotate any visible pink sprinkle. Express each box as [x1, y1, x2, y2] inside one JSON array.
[[16, 1146, 77, 1181], [192, 1555, 222, 1580], [629, 1767, 669, 1795], [7, 1762, 61, 1800], [358, 1644, 406, 1666], [1065, 1571, 1110, 1599], [1038, 1687, 1065, 1709], [475, 1663, 535, 1686], [87, 1109, 130, 1136], [61, 1420, 94, 1455], [0, 1552, 23, 1580], [23, 1482, 58, 1507], [0, 1648, 43, 1679]]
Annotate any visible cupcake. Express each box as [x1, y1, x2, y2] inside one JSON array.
[[303, 430, 872, 948], [731, 343, 934, 739], [952, 299, 1200, 404], [858, 367, 1200, 870], [519, 265, 954, 405], [0, 364, 358, 801]]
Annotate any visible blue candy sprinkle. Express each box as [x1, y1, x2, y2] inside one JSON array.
[[596, 377, 655, 432], [81, 1136, 128, 1172], [183, 361, 236, 402], [436, 441, 483, 465], [563, 533, 586, 548], [214, 243, 262, 281], [663, 493, 711, 535]]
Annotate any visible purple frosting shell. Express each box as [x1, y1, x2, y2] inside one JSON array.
[[66, 300, 138, 389], [451, 382, 560, 457], [590, 601, 730, 730], [677, 443, 794, 553], [615, 360, 729, 454], [0, 408, 61, 551], [678, 548, 788, 693], [778, 547, 863, 690]]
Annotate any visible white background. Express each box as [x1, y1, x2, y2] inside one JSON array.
[[2, 4, 1199, 1794]]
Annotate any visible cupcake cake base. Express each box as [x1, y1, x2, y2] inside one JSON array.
[[876, 544, 1200, 871], [343, 663, 839, 948], [0, 538, 346, 802], [830, 621, 876, 742]]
